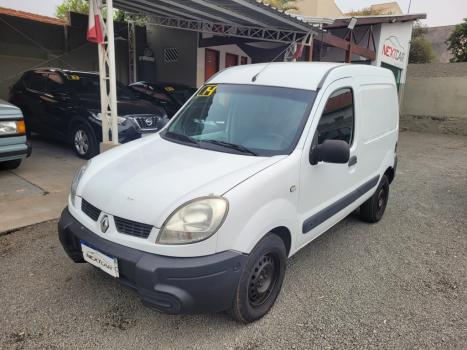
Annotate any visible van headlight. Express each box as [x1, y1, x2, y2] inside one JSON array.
[[70, 162, 90, 206], [157, 197, 228, 245]]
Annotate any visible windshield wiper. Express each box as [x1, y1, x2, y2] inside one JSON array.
[[164, 131, 199, 146], [201, 139, 258, 156]]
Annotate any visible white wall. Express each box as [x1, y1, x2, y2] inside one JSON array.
[[196, 44, 252, 87]]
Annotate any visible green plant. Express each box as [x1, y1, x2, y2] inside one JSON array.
[[409, 22, 435, 64], [409, 37, 435, 63], [55, 0, 147, 24], [345, 7, 388, 16], [262, 0, 298, 12], [447, 18, 467, 62], [55, 0, 89, 20]]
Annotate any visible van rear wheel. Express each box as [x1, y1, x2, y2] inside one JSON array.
[[230, 234, 286, 323], [360, 175, 389, 223]]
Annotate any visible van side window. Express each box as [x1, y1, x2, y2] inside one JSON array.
[[315, 88, 354, 145]]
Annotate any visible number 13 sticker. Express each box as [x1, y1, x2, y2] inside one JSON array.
[[198, 85, 217, 97]]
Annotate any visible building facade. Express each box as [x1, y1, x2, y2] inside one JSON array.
[[293, 0, 343, 18]]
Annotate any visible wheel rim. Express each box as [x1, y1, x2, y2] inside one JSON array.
[[248, 253, 279, 307], [376, 185, 388, 218], [74, 129, 89, 155]]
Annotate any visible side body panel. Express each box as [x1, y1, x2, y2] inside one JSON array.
[[294, 72, 398, 254], [219, 152, 301, 256]]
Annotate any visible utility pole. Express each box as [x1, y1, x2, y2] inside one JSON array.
[[408, 0, 412, 13]]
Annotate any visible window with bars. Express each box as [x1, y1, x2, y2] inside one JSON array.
[[163, 47, 179, 63]]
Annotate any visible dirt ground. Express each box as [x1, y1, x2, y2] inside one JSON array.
[[0, 131, 466, 349]]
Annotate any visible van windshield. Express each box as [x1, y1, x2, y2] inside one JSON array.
[[162, 84, 316, 156]]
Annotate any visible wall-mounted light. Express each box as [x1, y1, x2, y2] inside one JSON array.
[[347, 17, 358, 30]]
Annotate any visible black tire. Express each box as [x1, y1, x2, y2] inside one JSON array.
[[360, 175, 390, 223], [70, 123, 98, 159], [0, 159, 22, 170], [230, 234, 287, 323]]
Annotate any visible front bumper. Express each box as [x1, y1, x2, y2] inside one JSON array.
[[0, 140, 31, 161], [58, 208, 247, 314]]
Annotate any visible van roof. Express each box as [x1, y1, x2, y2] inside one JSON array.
[[209, 62, 394, 91]]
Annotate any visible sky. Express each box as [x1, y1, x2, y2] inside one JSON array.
[[0, 0, 465, 27]]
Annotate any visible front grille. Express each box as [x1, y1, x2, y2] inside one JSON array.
[[114, 216, 153, 238], [131, 114, 160, 130], [81, 199, 101, 221]]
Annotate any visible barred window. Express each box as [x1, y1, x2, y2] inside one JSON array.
[[163, 47, 179, 63]]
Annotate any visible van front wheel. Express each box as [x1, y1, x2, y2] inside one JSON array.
[[230, 234, 286, 323], [360, 175, 389, 223]]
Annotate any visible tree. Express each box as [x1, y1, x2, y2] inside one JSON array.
[[447, 18, 467, 62], [262, 0, 298, 12], [55, 0, 88, 20], [345, 7, 388, 16], [55, 0, 147, 24], [409, 23, 435, 64]]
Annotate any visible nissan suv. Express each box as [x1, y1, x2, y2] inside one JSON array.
[[9, 68, 167, 159]]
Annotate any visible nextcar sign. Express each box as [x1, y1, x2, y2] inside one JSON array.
[[381, 36, 406, 68]]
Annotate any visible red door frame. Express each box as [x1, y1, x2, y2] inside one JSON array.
[[205, 48, 220, 81], [225, 53, 239, 68]]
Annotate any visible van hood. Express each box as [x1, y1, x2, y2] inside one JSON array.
[[79, 135, 285, 227]]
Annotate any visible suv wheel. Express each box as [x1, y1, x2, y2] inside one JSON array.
[[230, 234, 286, 323], [71, 123, 98, 159], [360, 175, 390, 223]]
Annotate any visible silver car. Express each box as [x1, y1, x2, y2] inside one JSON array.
[[0, 100, 31, 169]]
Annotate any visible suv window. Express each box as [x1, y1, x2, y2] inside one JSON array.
[[28, 72, 47, 92], [46, 73, 66, 93], [315, 88, 354, 145]]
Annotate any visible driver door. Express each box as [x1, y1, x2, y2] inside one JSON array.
[[297, 78, 360, 247]]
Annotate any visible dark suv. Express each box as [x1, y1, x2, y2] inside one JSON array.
[[129, 81, 196, 117], [9, 68, 167, 159]]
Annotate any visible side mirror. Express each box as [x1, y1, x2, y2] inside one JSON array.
[[309, 139, 350, 165]]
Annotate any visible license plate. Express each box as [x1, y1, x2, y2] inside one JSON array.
[[81, 241, 119, 278], [141, 133, 153, 138]]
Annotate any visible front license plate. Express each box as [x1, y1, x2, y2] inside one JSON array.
[[81, 241, 119, 278]]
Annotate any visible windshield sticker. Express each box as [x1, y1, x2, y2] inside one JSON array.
[[67, 74, 80, 81], [198, 85, 217, 97], [164, 86, 175, 92]]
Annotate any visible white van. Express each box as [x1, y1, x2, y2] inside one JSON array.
[[59, 62, 398, 323]]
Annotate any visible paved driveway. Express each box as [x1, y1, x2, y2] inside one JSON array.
[[0, 137, 84, 232], [0, 132, 466, 349]]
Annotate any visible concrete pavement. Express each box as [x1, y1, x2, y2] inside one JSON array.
[[0, 131, 466, 349], [0, 136, 84, 233]]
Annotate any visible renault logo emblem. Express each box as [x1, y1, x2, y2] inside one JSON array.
[[100, 215, 109, 233]]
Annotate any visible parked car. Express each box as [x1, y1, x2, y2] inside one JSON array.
[[9, 68, 167, 159], [58, 63, 398, 322], [129, 81, 196, 117], [0, 100, 31, 169]]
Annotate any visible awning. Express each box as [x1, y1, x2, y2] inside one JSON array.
[[114, 0, 334, 43]]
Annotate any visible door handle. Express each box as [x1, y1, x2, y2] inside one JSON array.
[[348, 155, 357, 167]]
